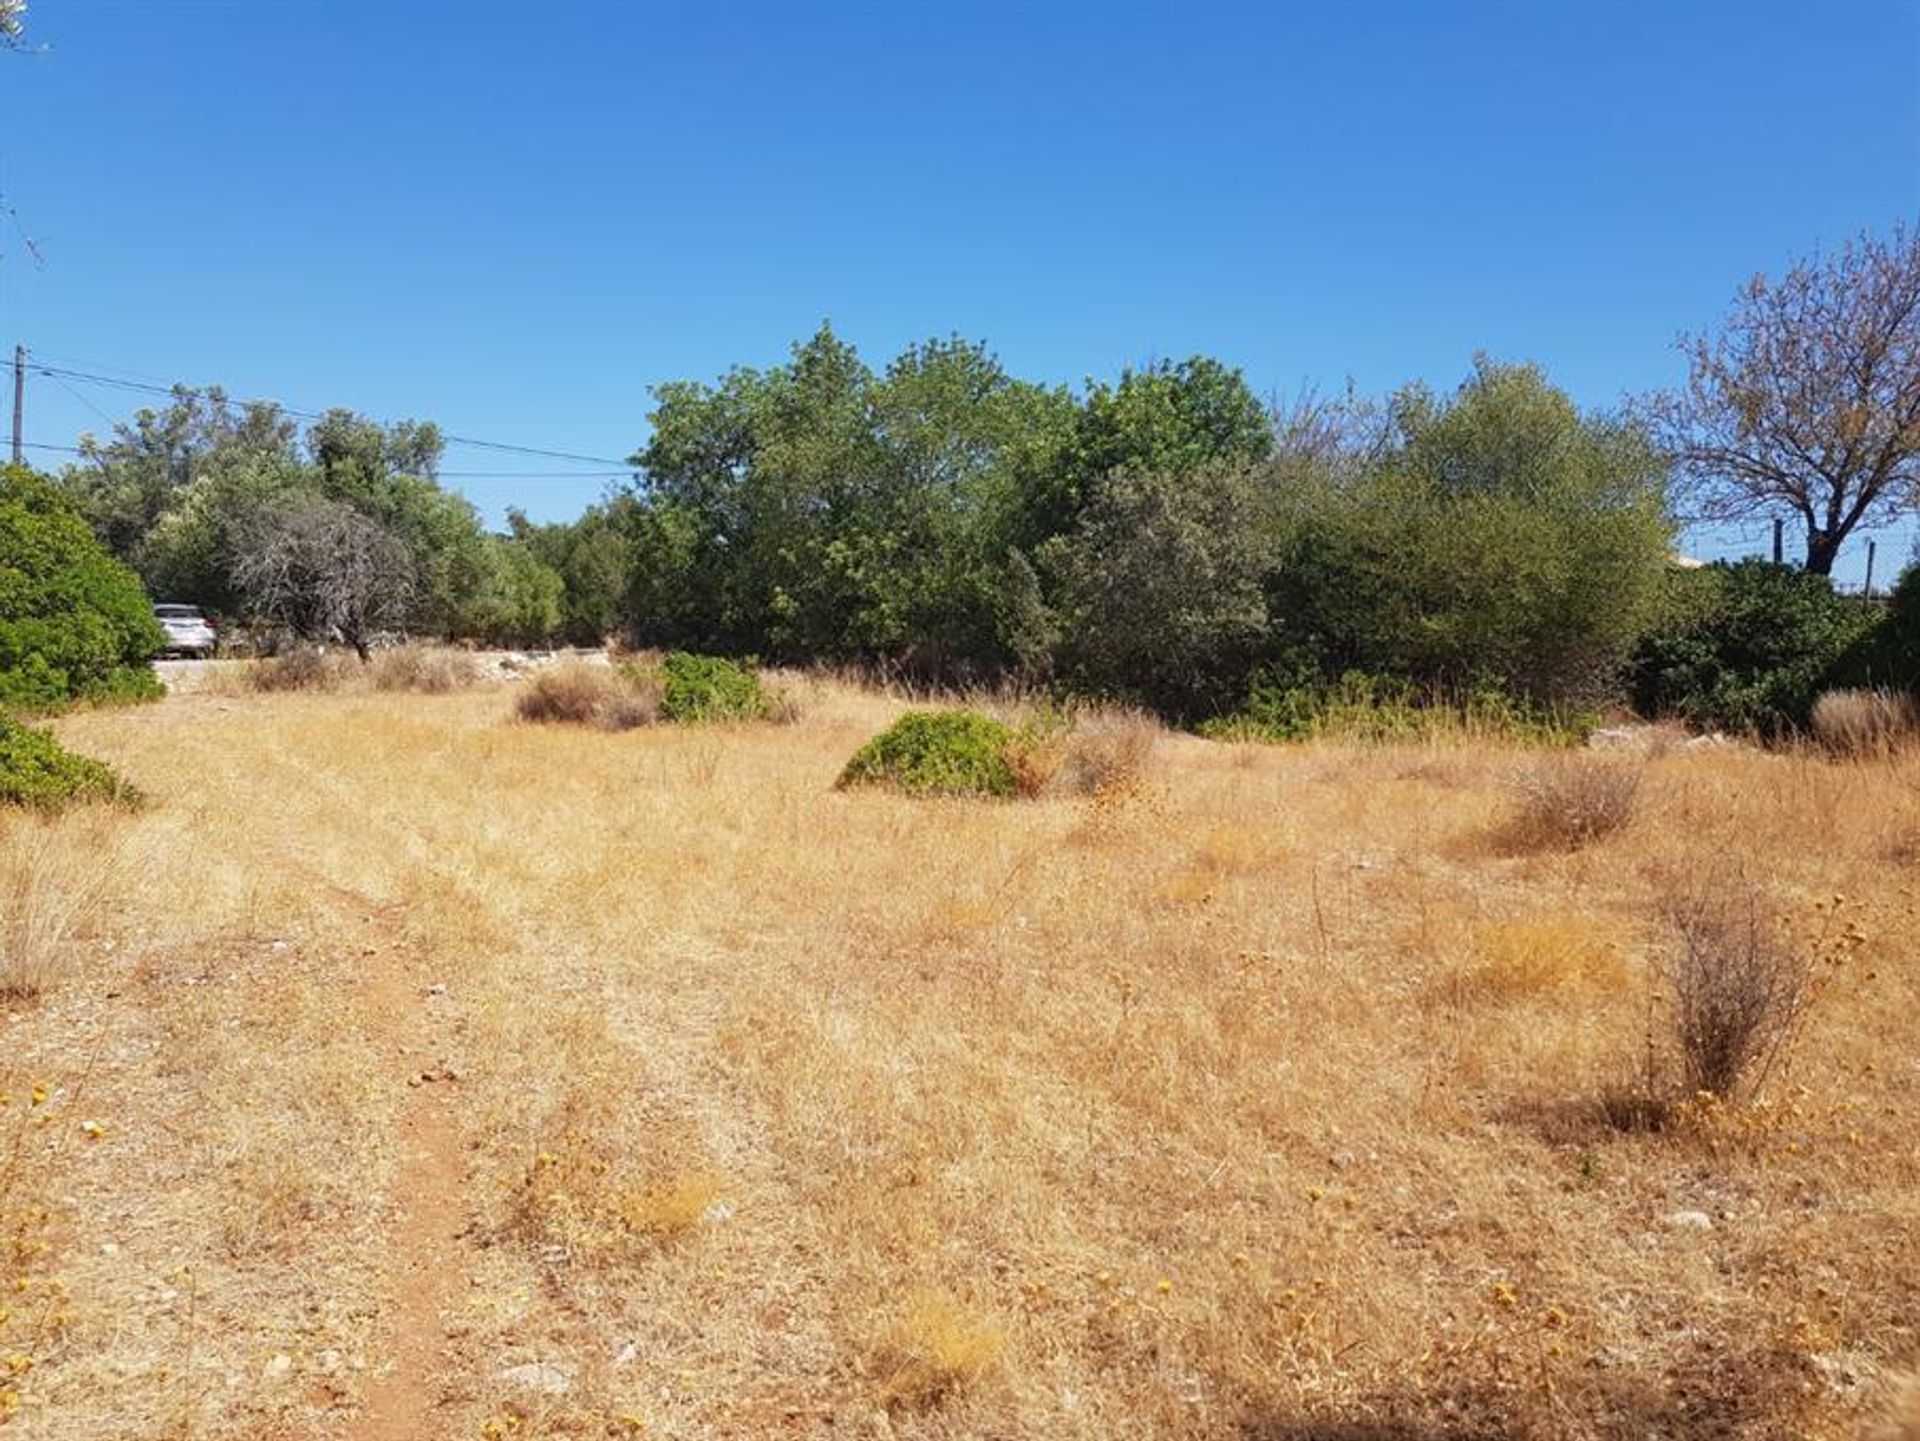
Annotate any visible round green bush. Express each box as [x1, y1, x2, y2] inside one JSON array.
[[657, 652, 770, 723], [0, 715, 142, 812], [1629, 559, 1878, 738], [838, 710, 1019, 798], [1, 465, 163, 712]]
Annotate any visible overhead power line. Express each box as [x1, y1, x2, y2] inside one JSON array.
[[24, 358, 637, 470]]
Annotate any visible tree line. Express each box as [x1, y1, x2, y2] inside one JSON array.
[[34, 220, 1920, 728]]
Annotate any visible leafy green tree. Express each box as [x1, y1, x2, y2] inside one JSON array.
[[467, 535, 565, 647], [634, 325, 1075, 668], [1044, 466, 1271, 718], [1, 465, 163, 711], [1018, 356, 1273, 545], [65, 387, 300, 563], [1268, 359, 1672, 704], [507, 504, 635, 645]]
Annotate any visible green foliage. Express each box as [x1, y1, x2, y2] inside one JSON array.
[[1267, 358, 1672, 707], [1832, 564, 1920, 694], [1201, 669, 1592, 746], [1043, 466, 1270, 719], [1629, 559, 1879, 737], [837, 710, 1020, 797], [466, 535, 565, 647], [635, 325, 1076, 668], [0, 714, 143, 811], [1, 465, 164, 713], [656, 652, 770, 723]]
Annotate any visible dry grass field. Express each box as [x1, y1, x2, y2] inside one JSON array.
[[3, 671, 1918, 1439]]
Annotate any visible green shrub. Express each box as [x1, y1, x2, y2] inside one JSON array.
[[1629, 560, 1878, 738], [1201, 669, 1591, 746], [0, 715, 142, 811], [838, 711, 1020, 798], [1832, 564, 1920, 695], [1, 465, 164, 713], [657, 652, 769, 724]]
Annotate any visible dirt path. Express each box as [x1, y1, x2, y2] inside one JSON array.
[[348, 939, 469, 1441]]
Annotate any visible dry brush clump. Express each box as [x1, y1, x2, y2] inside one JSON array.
[[1811, 687, 1919, 757], [368, 645, 483, 694], [513, 661, 661, 730], [1495, 751, 1644, 852], [867, 1289, 1005, 1413], [1650, 867, 1816, 1103], [240, 644, 357, 693]]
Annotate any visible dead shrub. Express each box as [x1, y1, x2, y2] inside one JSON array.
[[1496, 753, 1642, 852], [1654, 868, 1814, 1102], [513, 662, 660, 730], [246, 645, 353, 693], [868, 1289, 1004, 1412], [1060, 709, 1160, 796], [1810, 688, 1919, 757], [762, 673, 808, 725], [1004, 724, 1069, 798], [369, 645, 480, 694]]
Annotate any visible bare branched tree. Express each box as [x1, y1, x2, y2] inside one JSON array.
[[1652, 222, 1920, 575], [231, 498, 414, 660], [0, 1, 25, 49]]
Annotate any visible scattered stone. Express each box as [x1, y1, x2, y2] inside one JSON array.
[[99, 1241, 120, 1257], [314, 1348, 343, 1375], [614, 1340, 640, 1367], [1664, 1209, 1714, 1232], [263, 1353, 293, 1381], [499, 1361, 573, 1396], [424, 983, 448, 998]]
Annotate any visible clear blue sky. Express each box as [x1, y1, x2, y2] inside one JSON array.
[[4, 1, 1917, 579]]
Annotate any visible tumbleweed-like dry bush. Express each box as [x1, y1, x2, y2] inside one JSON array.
[[3, 680, 1916, 1438]]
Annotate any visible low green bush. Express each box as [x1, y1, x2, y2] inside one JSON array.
[[1201, 669, 1591, 746], [1832, 564, 1920, 696], [1629, 560, 1878, 739], [1, 465, 164, 714], [838, 710, 1020, 798], [0, 715, 142, 811], [657, 652, 770, 723]]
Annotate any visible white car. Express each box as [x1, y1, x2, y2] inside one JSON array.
[[154, 603, 218, 658]]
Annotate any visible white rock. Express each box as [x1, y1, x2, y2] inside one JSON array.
[[1664, 1209, 1714, 1231], [263, 1353, 293, 1381], [499, 1361, 573, 1396]]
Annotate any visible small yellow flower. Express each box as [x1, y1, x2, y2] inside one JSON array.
[[1155, 1278, 1173, 1294], [80, 1120, 105, 1140], [30, 1085, 46, 1108]]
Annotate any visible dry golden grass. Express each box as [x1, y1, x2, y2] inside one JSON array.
[[1812, 687, 1920, 757], [3, 681, 1916, 1438]]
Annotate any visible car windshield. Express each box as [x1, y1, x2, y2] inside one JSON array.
[[154, 606, 203, 619]]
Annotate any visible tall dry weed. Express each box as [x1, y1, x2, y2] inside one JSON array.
[[1811, 688, 1918, 757], [369, 646, 482, 694], [1654, 867, 1814, 1102], [1496, 752, 1643, 853], [1, 818, 127, 1001]]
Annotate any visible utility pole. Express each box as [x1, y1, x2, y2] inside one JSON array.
[[1771, 516, 1783, 566], [1864, 539, 1877, 600], [10, 345, 22, 466]]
